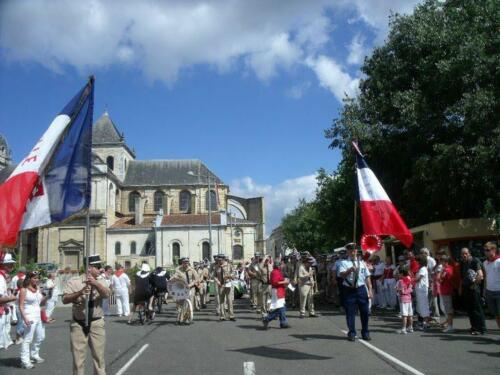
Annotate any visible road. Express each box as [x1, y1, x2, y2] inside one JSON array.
[[0, 298, 499, 375]]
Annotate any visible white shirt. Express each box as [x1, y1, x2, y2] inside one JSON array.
[[0, 274, 7, 296], [111, 273, 131, 290], [483, 258, 500, 292], [373, 262, 385, 276], [416, 267, 429, 290], [337, 258, 371, 287]]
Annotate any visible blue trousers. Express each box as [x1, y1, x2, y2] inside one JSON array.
[[344, 286, 370, 338], [264, 306, 289, 327]]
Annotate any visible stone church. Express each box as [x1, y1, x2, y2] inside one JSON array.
[[0, 114, 265, 270]]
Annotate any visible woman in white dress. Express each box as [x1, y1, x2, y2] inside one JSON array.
[[111, 265, 131, 318], [18, 271, 47, 369]]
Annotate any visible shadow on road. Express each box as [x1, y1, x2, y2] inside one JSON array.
[[230, 346, 332, 360], [0, 357, 19, 368], [468, 350, 500, 358], [289, 333, 346, 341]]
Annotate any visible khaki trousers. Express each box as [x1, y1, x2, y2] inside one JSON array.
[[261, 284, 271, 316], [70, 318, 106, 375], [250, 279, 260, 307], [219, 286, 234, 319], [299, 284, 315, 316]]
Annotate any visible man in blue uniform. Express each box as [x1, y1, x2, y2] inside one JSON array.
[[337, 243, 373, 341]]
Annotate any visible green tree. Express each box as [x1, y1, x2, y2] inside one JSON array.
[[325, 0, 499, 228]]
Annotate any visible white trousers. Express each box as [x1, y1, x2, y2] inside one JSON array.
[[374, 279, 387, 307], [102, 298, 110, 316], [115, 290, 130, 316], [20, 320, 45, 365], [3, 310, 12, 346], [0, 314, 5, 349], [383, 279, 397, 307], [416, 289, 430, 318]]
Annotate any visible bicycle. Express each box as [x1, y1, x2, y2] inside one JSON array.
[[167, 279, 193, 325], [153, 291, 166, 314], [134, 301, 155, 325]]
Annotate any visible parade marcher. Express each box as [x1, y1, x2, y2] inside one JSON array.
[[129, 263, 153, 323], [10, 266, 26, 324], [44, 272, 59, 322], [18, 271, 48, 369], [482, 242, 500, 341], [262, 260, 290, 329], [260, 256, 272, 317], [111, 265, 131, 318], [151, 266, 169, 309], [459, 247, 486, 335], [420, 248, 439, 320], [197, 262, 210, 308], [337, 243, 373, 341], [101, 266, 113, 317], [371, 255, 386, 308], [246, 253, 264, 313], [395, 267, 413, 334], [298, 256, 317, 318], [0, 252, 17, 350], [171, 257, 198, 323], [214, 255, 236, 321], [62, 255, 110, 375]]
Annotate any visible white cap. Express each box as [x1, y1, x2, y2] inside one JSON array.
[[1, 252, 16, 264], [140, 263, 151, 273]]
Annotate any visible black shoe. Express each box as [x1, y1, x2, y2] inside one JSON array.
[[230, 317, 236, 321], [280, 324, 290, 329], [309, 314, 318, 318], [362, 335, 372, 341], [262, 319, 269, 330], [347, 335, 355, 342], [299, 315, 305, 319]]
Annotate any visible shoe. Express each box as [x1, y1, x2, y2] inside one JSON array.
[[15, 337, 23, 345], [347, 335, 355, 342], [219, 317, 226, 321], [407, 327, 414, 333], [442, 326, 454, 333], [31, 356, 45, 364], [280, 324, 290, 329], [21, 362, 34, 369], [262, 319, 269, 330], [230, 317, 236, 321], [397, 329, 407, 334], [299, 314, 305, 319], [309, 314, 318, 318], [470, 330, 480, 335], [362, 335, 372, 341]]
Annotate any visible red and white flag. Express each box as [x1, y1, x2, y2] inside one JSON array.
[[0, 80, 94, 246], [353, 141, 413, 248]]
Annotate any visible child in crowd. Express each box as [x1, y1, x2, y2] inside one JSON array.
[[395, 268, 413, 334], [415, 255, 431, 330]]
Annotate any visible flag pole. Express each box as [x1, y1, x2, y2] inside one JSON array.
[[84, 75, 95, 328], [352, 140, 358, 244]]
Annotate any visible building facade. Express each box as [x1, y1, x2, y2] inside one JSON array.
[[2, 113, 265, 269]]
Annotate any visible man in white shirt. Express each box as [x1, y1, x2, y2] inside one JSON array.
[[0, 252, 17, 349], [483, 242, 500, 341]]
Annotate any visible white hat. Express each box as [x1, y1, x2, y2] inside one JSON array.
[[140, 263, 151, 273], [1, 252, 16, 264]]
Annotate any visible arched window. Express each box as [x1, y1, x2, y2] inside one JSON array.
[[154, 191, 164, 212], [205, 190, 217, 211], [179, 190, 191, 213], [130, 241, 136, 255], [128, 191, 140, 212], [115, 242, 121, 255], [232, 245, 243, 260], [124, 158, 127, 172], [106, 156, 114, 171], [172, 242, 180, 264], [202, 241, 211, 261], [115, 189, 120, 211], [145, 240, 154, 255]]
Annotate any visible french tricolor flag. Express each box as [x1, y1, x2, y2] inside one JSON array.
[[0, 78, 94, 247], [353, 141, 413, 248]]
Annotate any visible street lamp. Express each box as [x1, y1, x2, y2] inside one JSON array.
[[187, 170, 214, 257]]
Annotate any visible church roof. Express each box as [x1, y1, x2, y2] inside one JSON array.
[[0, 134, 12, 157], [123, 159, 224, 186], [92, 111, 123, 144]]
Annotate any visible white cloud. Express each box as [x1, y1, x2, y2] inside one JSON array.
[[230, 174, 317, 234], [0, 0, 419, 95], [347, 33, 367, 65], [286, 81, 311, 99], [306, 55, 360, 101]]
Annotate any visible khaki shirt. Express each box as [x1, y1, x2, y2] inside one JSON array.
[[260, 262, 272, 284], [198, 268, 209, 282], [173, 266, 198, 287], [298, 264, 315, 287], [214, 263, 234, 286], [63, 275, 110, 321]]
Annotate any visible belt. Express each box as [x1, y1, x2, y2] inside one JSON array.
[[73, 316, 102, 325]]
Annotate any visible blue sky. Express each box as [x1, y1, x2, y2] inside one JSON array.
[[0, 0, 421, 232]]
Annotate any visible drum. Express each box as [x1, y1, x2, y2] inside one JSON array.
[[167, 279, 189, 301]]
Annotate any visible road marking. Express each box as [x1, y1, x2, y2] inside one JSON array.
[[115, 343, 149, 375], [243, 361, 256, 375], [341, 330, 425, 375]]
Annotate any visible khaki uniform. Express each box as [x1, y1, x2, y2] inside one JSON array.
[[298, 264, 316, 317], [260, 262, 272, 316], [247, 261, 266, 313], [214, 262, 235, 319], [63, 275, 110, 375], [172, 266, 198, 318], [198, 267, 210, 307]]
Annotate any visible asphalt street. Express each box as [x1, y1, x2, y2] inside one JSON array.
[[0, 298, 499, 375]]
